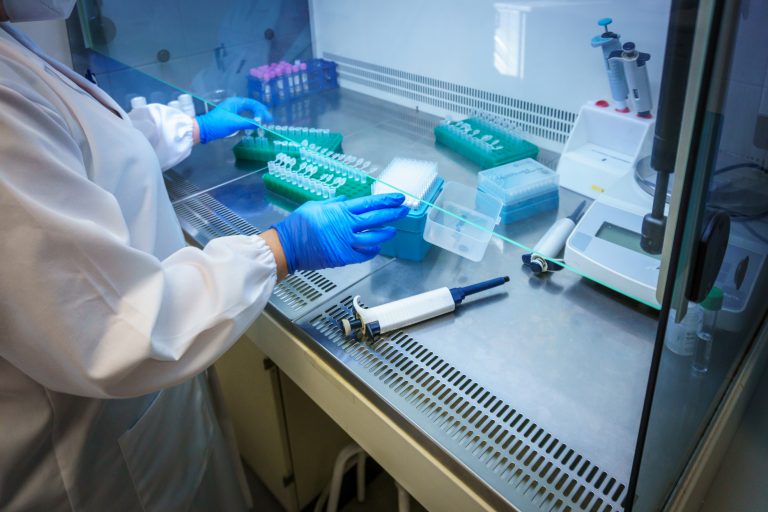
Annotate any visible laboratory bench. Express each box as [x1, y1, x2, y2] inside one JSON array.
[[168, 88, 665, 512]]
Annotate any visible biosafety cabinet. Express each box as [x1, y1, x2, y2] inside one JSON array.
[[67, 1, 768, 510]]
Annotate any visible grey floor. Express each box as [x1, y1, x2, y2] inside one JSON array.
[[339, 473, 428, 512], [699, 362, 768, 512], [244, 462, 284, 512], [245, 460, 428, 512]]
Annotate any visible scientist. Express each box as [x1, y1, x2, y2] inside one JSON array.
[[0, 1, 408, 511]]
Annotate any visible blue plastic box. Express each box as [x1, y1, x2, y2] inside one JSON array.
[[500, 191, 559, 224], [380, 177, 445, 261], [478, 158, 559, 224]]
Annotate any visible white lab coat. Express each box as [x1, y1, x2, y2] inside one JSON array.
[[0, 22, 276, 511]]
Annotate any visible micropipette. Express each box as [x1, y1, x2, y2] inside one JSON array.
[[338, 276, 510, 341], [591, 18, 629, 112], [522, 201, 587, 274], [609, 42, 653, 118]]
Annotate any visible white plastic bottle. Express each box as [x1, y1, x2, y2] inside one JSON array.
[[665, 303, 702, 356], [129, 95, 147, 111], [177, 93, 196, 117]]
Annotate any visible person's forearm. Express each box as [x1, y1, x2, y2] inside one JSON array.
[[258, 229, 288, 282], [192, 117, 200, 145]]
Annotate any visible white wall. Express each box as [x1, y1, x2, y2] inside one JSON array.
[[310, 0, 671, 121], [14, 19, 72, 67], [718, 0, 768, 166], [87, 0, 311, 102]]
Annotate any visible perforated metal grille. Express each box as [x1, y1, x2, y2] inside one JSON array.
[[310, 297, 628, 512], [174, 193, 261, 239], [272, 271, 337, 310], [324, 52, 577, 146], [164, 169, 203, 202], [173, 194, 337, 313]]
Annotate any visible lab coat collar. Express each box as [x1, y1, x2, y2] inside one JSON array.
[[0, 21, 128, 120]]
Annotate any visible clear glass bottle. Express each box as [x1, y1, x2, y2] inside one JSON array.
[[692, 287, 724, 375]]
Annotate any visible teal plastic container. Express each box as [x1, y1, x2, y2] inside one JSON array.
[[500, 192, 559, 223], [233, 128, 343, 162], [262, 172, 371, 203], [434, 117, 538, 169], [380, 177, 445, 261]]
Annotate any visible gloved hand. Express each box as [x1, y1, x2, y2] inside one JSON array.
[[195, 97, 273, 144], [273, 194, 409, 273]]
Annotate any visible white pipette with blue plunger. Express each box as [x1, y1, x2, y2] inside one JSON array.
[[522, 201, 587, 274], [339, 276, 510, 341]]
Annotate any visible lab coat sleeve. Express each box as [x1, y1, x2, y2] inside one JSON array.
[[0, 84, 277, 398], [128, 103, 195, 171]]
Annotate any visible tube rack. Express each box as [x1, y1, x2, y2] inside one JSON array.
[[247, 58, 338, 107], [434, 112, 539, 169], [233, 125, 343, 163], [263, 149, 374, 205]]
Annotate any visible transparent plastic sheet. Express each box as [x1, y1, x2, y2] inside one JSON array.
[[112, 78, 661, 310], [77, 38, 664, 310], [245, 115, 661, 309]]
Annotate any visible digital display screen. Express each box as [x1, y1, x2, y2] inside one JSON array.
[[595, 222, 661, 260]]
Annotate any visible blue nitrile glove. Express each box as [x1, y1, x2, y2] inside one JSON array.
[[195, 97, 273, 144], [273, 193, 409, 273]]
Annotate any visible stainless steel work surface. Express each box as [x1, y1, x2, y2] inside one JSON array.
[[169, 88, 659, 511], [296, 192, 657, 511]]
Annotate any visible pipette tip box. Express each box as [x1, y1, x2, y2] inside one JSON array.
[[478, 158, 559, 224], [379, 177, 445, 261]]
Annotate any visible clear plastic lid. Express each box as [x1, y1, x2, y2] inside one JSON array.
[[477, 158, 559, 205], [423, 181, 503, 262]]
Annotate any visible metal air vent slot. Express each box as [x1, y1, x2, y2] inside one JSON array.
[[273, 271, 338, 312], [308, 296, 628, 512], [325, 52, 577, 146], [164, 169, 202, 202], [173, 194, 257, 241]]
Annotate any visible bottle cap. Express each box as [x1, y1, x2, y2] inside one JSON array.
[[130, 96, 147, 109], [701, 287, 724, 311]]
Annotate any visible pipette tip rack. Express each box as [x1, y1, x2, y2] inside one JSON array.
[[373, 158, 440, 209]]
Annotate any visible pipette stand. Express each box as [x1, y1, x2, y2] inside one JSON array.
[[557, 101, 654, 199]]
